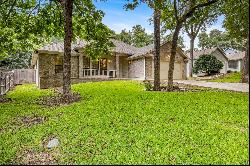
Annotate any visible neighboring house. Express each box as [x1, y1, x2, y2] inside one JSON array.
[[226, 51, 245, 72], [186, 47, 228, 77], [31, 39, 188, 89]]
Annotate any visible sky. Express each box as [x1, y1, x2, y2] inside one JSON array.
[[94, 0, 225, 51]]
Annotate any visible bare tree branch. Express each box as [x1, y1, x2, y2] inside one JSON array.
[[181, 0, 218, 22]]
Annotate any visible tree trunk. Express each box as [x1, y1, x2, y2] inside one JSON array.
[[153, 8, 161, 91], [63, 0, 73, 95], [167, 22, 182, 91], [241, 33, 249, 83], [189, 36, 195, 77]]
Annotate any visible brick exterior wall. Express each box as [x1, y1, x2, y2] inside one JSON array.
[[38, 53, 79, 89], [145, 57, 153, 79], [128, 58, 145, 79]]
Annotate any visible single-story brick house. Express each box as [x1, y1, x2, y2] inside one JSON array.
[[31, 39, 188, 89], [226, 51, 245, 72], [186, 47, 228, 77]]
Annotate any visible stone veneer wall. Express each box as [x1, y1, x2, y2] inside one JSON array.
[[145, 57, 153, 79], [38, 53, 79, 89], [128, 58, 145, 79]]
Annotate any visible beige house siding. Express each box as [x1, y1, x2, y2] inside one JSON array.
[[146, 44, 186, 80], [212, 49, 228, 74]]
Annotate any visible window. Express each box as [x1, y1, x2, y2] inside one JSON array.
[[54, 56, 63, 74], [83, 56, 90, 68], [92, 60, 99, 69], [228, 60, 238, 69]]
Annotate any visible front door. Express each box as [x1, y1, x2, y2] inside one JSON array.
[[100, 58, 107, 75]]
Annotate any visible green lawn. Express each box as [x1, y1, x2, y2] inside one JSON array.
[[0, 81, 249, 164], [209, 72, 242, 83]]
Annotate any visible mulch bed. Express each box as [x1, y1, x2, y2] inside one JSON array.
[[143, 81, 214, 92], [38, 92, 82, 107]]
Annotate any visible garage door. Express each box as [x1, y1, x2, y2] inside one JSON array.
[[160, 62, 182, 80]]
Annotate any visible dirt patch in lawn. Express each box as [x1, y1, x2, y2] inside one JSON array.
[[21, 116, 46, 127], [11, 115, 47, 129], [0, 96, 12, 103], [16, 149, 59, 165], [0, 127, 4, 134], [38, 92, 82, 107]]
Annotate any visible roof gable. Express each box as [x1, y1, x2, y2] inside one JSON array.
[[186, 47, 228, 60]]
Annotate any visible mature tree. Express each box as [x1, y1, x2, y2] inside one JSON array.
[[115, 25, 153, 47], [222, 0, 249, 83], [198, 29, 246, 51], [184, 4, 219, 77], [1, 0, 114, 95], [116, 29, 133, 45], [0, 1, 47, 59], [161, 0, 219, 91], [131, 25, 153, 47], [0, 52, 32, 69], [152, 3, 161, 91], [125, 0, 162, 91]]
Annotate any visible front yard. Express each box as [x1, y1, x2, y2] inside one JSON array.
[[0, 81, 249, 164], [209, 72, 242, 83]]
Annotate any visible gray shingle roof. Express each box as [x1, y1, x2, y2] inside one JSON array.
[[226, 51, 245, 60], [186, 47, 217, 59], [36, 42, 79, 54], [110, 39, 138, 55], [36, 39, 138, 55], [35, 39, 186, 59]]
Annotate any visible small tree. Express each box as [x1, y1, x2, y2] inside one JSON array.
[[193, 54, 223, 75]]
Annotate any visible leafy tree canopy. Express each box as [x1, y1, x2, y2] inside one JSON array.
[[0, 0, 114, 60], [198, 29, 246, 51], [0, 52, 32, 69], [115, 25, 153, 47], [221, 0, 249, 41]]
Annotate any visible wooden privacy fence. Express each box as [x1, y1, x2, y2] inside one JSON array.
[[13, 69, 36, 85], [0, 71, 14, 95], [0, 69, 36, 95]]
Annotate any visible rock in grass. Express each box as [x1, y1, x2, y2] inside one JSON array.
[[47, 138, 59, 149]]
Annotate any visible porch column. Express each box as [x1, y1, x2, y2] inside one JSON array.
[[238, 60, 241, 72], [79, 54, 83, 78], [116, 54, 119, 78]]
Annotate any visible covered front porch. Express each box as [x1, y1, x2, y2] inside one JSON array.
[[78, 54, 129, 79]]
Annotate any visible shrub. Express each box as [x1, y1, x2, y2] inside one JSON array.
[[143, 80, 153, 91], [193, 54, 223, 75]]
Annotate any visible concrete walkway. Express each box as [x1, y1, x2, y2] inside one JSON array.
[[174, 80, 249, 93]]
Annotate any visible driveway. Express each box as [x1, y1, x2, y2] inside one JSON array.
[[174, 80, 249, 93]]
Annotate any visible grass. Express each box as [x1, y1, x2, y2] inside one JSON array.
[[0, 81, 249, 164], [209, 72, 242, 83]]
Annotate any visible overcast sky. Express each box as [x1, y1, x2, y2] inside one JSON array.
[[94, 0, 225, 51]]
